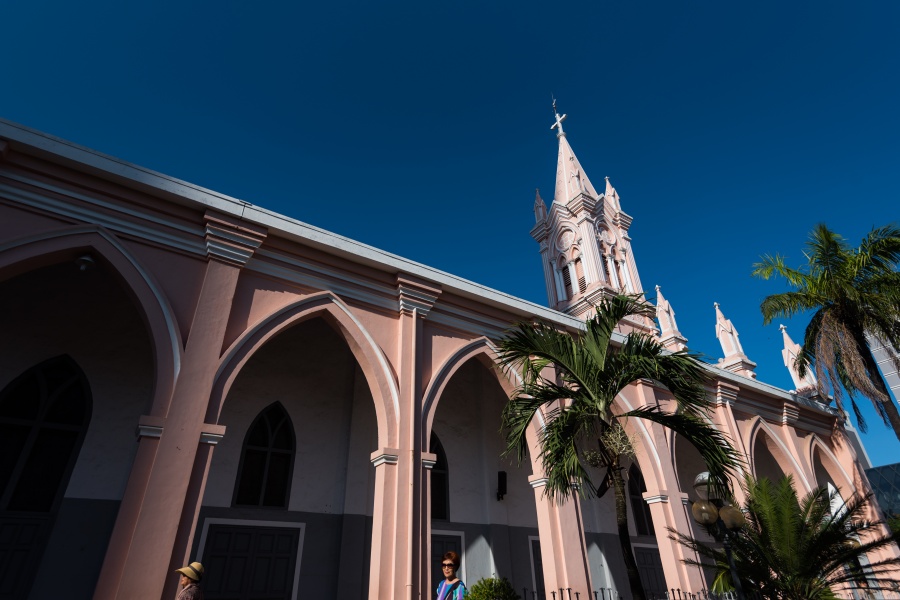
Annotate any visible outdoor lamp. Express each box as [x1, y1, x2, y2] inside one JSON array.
[[691, 500, 718, 526], [691, 471, 746, 600], [718, 505, 746, 531]]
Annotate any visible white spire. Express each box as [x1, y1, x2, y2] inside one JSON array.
[[552, 114, 600, 204], [714, 302, 757, 378], [656, 285, 688, 351], [780, 324, 817, 392]]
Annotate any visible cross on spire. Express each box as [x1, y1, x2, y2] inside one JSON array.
[[551, 97, 567, 137]]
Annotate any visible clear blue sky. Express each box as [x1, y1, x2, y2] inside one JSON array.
[[5, 1, 899, 466]]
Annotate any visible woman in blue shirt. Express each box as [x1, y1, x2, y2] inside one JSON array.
[[436, 551, 467, 599]]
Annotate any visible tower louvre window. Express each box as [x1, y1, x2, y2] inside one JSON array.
[[574, 258, 586, 293], [562, 264, 573, 298]]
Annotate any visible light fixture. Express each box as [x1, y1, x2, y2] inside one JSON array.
[[75, 254, 96, 272], [691, 471, 746, 600]]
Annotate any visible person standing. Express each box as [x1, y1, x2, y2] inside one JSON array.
[[174, 561, 205, 600], [436, 551, 466, 599]]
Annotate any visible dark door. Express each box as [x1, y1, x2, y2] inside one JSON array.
[[530, 538, 547, 600], [634, 546, 667, 599], [202, 524, 301, 600], [431, 534, 461, 598]]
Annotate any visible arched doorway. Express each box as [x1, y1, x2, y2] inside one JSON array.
[[429, 356, 538, 595], [198, 317, 379, 600]]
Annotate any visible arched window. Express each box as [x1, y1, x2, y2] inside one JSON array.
[[574, 258, 586, 293], [0, 355, 91, 599], [561, 262, 573, 299], [234, 403, 295, 508], [430, 432, 449, 521], [628, 464, 655, 536]]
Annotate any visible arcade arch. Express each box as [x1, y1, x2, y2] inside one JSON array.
[[199, 316, 379, 599], [428, 352, 538, 596], [0, 247, 157, 599]]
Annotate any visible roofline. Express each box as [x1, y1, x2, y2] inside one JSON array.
[[0, 117, 581, 329], [0, 118, 836, 419]]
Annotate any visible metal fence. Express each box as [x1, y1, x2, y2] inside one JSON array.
[[517, 587, 900, 600]]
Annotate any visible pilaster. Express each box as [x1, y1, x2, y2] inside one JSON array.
[[95, 211, 266, 600]]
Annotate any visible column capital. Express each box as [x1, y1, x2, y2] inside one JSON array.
[[396, 274, 441, 317], [715, 380, 740, 406], [370, 447, 400, 467], [204, 211, 267, 266]]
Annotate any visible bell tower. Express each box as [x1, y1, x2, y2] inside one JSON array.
[[531, 102, 646, 321]]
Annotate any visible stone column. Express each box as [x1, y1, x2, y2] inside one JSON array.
[[94, 212, 265, 600], [530, 476, 593, 598], [366, 275, 440, 600]]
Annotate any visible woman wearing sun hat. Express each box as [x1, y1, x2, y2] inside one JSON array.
[[174, 561, 204, 599]]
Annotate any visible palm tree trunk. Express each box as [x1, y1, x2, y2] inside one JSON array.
[[611, 459, 647, 600]]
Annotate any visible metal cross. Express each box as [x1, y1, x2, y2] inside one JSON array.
[[551, 98, 567, 135]]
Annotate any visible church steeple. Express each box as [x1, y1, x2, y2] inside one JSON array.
[[531, 102, 645, 321]]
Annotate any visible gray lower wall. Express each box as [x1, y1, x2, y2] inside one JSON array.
[[194, 506, 372, 599], [28, 498, 121, 600], [433, 520, 540, 595], [585, 532, 630, 599]]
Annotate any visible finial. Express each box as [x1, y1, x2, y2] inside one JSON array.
[[714, 302, 719, 308], [655, 284, 661, 291], [779, 324, 787, 332], [550, 96, 567, 137]]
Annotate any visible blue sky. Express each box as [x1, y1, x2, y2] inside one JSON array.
[[4, 1, 899, 466]]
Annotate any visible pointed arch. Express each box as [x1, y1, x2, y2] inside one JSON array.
[[611, 389, 666, 493], [745, 417, 813, 492], [0, 225, 182, 415], [807, 435, 855, 496], [422, 337, 522, 447], [211, 291, 399, 449]]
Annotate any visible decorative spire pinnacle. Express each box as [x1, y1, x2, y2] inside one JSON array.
[[534, 188, 547, 222], [655, 285, 688, 351], [551, 97, 567, 138], [714, 302, 757, 378], [780, 324, 817, 392]]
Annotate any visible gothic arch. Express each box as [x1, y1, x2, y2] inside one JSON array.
[[0, 225, 182, 415], [807, 435, 855, 496], [746, 417, 812, 492], [611, 389, 667, 494], [422, 337, 546, 470], [423, 338, 515, 432], [211, 291, 399, 448]]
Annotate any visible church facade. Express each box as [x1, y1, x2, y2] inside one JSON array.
[[0, 115, 895, 600]]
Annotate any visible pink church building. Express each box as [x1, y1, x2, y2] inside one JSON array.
[[0, 112, 896, 600]]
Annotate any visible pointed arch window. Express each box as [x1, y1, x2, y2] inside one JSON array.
[[561, 262, 573, 299], [430, 432, 449, 521], [628, 464, 655, 536], [234, 403, 295, 508], [574, 258, 586, 293], [0, 356, 91, 599]]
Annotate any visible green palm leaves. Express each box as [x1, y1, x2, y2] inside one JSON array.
[[497, 294, 740, 501], [673, 475, 900, 600], [753, 224, 900, 438]]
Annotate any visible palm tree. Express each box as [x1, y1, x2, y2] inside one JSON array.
[[497, 294, 741, 600], [671, 475, 900, 600], [752, 223, 900, 439]]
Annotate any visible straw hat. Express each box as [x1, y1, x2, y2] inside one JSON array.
[[175, 562, 204, 581]]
